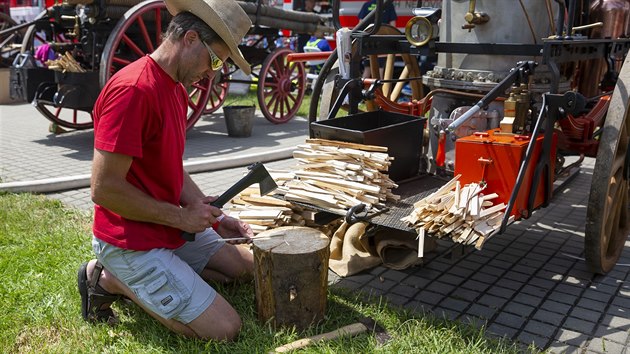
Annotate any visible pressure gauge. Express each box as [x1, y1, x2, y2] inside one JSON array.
[[405, 16, 433, 47]]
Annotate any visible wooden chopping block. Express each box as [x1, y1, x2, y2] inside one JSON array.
[[253, 226, 330, 330]]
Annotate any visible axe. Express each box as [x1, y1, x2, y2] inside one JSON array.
[[272, 317, 390, 353], [181, 162, 278, 241]]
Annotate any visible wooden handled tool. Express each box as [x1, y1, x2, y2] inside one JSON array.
[[182, 162, 278, 241], [271, 317, 389, 353], [273, 323, 368, 353]]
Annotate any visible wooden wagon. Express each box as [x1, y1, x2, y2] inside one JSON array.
[[1, 0, 333, 130]]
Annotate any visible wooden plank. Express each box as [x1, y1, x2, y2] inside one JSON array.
[[241, 195, 294, 207], [305, 138, 388, 152]]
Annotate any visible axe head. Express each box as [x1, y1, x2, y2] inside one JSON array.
[[249, 162, 278, 196], [210, 162, 278, 208]]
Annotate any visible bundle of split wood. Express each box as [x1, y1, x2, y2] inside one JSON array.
[[401, 175, 514, 250], [237, 1, 334, 35], [228, 185, 341, 236], [274, 139, 399, 214], [228, 186, 305, 235], [45, 52, 86, 73]]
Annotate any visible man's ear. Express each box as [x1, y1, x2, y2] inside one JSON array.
[[182, 30, 199, 45]]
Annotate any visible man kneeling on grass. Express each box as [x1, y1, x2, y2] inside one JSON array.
[[77, 0, 255, 341]]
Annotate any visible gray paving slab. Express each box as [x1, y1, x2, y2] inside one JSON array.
[[0, 102, 307, 184], [4, 102, 630, 352]]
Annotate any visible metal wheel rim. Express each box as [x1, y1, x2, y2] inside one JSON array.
[[257, 47, 306, 124], [317, 24, 423, 120], [34, 101, 94, 130], [586, 56, 630, 274]]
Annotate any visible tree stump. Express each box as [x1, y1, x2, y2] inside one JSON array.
[[253, 226, 330, 330]]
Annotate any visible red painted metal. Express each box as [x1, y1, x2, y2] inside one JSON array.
[[286, 51, 333, 63], [556, 95, 611, 156], [455, 129, 558, 219]]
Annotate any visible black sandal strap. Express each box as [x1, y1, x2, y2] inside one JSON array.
[[89, 261, 121, 301], [89, 261, 104, 290]]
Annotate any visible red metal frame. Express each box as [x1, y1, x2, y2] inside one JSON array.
[[556, 95, 611, 156]]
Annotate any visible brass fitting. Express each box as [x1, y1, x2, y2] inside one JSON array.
[[462, 0, 490, 31]]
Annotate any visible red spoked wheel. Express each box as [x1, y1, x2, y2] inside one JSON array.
[[202, 63, 230, 114], [21, 11, 94, 130], [100, 0, 211, 131], [257, 47, 306, 124]]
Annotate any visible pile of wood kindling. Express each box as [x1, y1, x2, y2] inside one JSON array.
[[401, 175, 514, 250], [45, 52, 86, 73], [227, 186, 307, 235], [273, 139, 399, 214], [227, 184, 342, 236]]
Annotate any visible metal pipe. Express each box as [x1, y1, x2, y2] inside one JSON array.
[[554, 0, 565, 38], [0, 18, 47, 37], [446, 61, 536, 134], [567, 0, 577, 38]]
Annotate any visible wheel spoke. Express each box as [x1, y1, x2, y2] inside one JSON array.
[[122, 33, 146, 58], [192, 81, 208, 91], [272, 59, 284, 76], [154, 8, 162, 46], [287, 92, 296, 104], [112, 56, 132, 66], [135, 15, 154, 53], [271, 93, 280, 116], [267, 91, 279, 108], [264, 81, 279, 89], [208, 91, 216, 107]]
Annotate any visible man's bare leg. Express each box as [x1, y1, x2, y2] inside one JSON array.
[[202, 244, 254, 283], [85, 260, 242, 341]]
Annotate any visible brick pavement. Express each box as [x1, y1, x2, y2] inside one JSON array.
[[0, 103, 306, 184], [3, 103, 630, 353]]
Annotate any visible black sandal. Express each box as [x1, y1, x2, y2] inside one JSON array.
[[78, 261, 121, 325]]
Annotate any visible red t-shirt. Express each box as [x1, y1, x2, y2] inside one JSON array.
[[92, 55, 188, 250]]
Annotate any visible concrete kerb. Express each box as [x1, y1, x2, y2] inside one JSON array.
[[0, 146, 296, 193]]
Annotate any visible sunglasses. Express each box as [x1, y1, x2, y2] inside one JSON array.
[[202, 41, 224, 71]]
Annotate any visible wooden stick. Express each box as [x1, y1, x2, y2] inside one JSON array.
[[273, 323, 368, 353], [210, 232, 286, 244]]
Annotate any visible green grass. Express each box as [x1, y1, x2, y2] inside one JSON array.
[[0, 192, 538, 353]]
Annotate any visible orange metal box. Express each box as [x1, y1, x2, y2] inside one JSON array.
[[454, 129, 557, 219]]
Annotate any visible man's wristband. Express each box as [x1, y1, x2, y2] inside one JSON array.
[[212, 214, 225, 231]]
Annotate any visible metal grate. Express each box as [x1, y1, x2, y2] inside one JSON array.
[[370, 175, 448, 231]]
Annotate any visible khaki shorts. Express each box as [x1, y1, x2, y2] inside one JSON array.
[[92, 228, 224, 324]]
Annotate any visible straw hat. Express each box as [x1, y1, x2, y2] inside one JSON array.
[[165, 0, 252, 75]]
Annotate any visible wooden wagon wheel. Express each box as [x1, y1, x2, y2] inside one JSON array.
[[202, 63, 230, 114], [585, 56, 630, 274], [0, 12, 16, 30], [316, 24, 423, 120], [257, 47, 306, 124], [20, 11, 94, 130], [0, 12, 22, 67], [100, 0, 212, 131]]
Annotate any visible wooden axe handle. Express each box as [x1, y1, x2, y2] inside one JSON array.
[[272, 323, 367, 353]]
